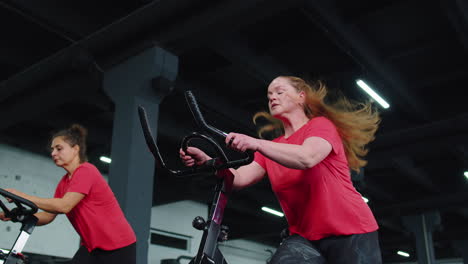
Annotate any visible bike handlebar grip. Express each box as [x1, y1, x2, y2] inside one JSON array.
[[185, 90, 208, 130], [175, 164, 217, 177], [184, 91, 255, 169], [0, 188, 38, 214], [138, 106, 158, 157], [0, 199, 9, 215], [185, 91, 228, 138], [137, 105, 168, 170], [221, 150, 255, 169]]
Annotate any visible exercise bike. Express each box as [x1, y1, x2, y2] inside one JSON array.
[[138, 90, 254, 264], [0, 188, 38, 264]]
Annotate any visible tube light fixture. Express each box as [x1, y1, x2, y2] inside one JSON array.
[[100, 156, 112, 164], [397, 251, 410, 257], [261, 206, 284, 217], [356, 79, 390, 109]]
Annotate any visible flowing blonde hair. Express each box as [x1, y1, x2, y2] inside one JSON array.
[[253, 76, 380, 172]]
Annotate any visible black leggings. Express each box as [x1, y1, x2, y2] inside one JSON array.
[[70, 242, 136, 264], [268, 232, 382, 264]]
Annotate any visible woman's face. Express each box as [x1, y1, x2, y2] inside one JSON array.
[[50, 136, 79, 167], [267, 77, 305, 118]]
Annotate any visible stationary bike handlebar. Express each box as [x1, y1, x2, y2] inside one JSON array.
[[0, 189, 39, 264], [139, 90, 252, 264], [0, 188, 38, 223], [138, 90, 254, 177]]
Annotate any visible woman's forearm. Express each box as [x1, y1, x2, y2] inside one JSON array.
[[34, 211, 57, 226], [25, 194, 71, 214], [257, 137, 330, 170]]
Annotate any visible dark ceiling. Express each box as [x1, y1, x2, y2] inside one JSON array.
[[1, 0, 468, 263]]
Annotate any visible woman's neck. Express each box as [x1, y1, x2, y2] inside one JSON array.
[[64, 159, 82, 178], [282, 113, 310, 138]]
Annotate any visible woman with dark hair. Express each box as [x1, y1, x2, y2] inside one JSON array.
[[180, 76, 382, 263], [0, 124, 136, 264]]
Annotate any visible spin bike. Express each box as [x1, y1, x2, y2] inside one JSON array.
[[0, 188, 38, 264], [138, 90, 254, 264]]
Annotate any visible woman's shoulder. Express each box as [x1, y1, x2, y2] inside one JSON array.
[[306, 116, 337, 130], [309, 116, 333, 125], [75, 162, 101, 175], [78, 162, 97, 169]]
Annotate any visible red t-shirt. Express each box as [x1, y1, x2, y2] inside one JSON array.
[[254, 117, 378, 240], [54, 162, 136, 251]]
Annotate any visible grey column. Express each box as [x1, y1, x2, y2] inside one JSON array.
[[453, 240, 468, 263], [402, 211, 441, 264], [103, 46, 178, 264]]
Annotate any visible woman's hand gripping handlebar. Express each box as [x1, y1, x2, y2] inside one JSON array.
[[184, 91, 255, 169], [0, 188, 38, 223], [137, 90, 254, 177]]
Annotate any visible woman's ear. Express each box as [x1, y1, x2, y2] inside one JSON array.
[[73, 144, 80, 154], [297, 91, 306, 106], [299, 91, 306, 101]]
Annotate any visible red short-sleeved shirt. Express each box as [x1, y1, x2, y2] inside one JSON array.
[[54, 162, 136, 251], [254, 117, 378, 240]]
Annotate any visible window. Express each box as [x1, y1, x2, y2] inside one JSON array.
[[150, 228, 192, 251]]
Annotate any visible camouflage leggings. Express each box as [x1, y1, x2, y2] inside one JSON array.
[[268, 232, 382, 264]]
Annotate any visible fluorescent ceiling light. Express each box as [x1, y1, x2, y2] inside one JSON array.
[[464, 171, 468, 179], [362, 196, 369, 203], [100, 156, 112, 164], [397, 251, 410, 257], [261, 206, 284, 217], [356, 79, 390, 109]]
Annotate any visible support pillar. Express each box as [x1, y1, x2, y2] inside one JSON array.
[[402, 211, 440, 264], [103, 46, 178, 264]]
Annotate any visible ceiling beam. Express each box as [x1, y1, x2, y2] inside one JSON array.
[[0, 0, 78, 43], [392, 156, 440, 193], [441, 0, 468, 51], [211, 35, 294, 85], [412, 66, 468, 90], [0, 72, 100, 131], [157, 0, 303, 53], [0, 47, 98, 102], [301, 0, 429, 120], [367, 112, 468, 170], [0, 44, 36, 71], [376, 191, 468, 216], [81, 0, 301, 68]]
